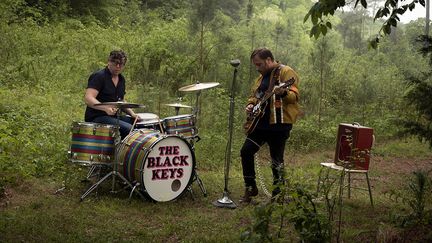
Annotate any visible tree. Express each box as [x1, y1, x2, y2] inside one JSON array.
[[188, 0, 217, 81], [304, 0, 428, 48]]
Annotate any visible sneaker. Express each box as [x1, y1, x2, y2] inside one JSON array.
[[239, 185, 258, 203]]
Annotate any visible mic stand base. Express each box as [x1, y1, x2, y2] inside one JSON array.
[[213, 190, 237, 209]]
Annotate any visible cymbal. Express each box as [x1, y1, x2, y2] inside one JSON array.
[[95, 101, 145, 109], [178, 82, 220, 92], [165, 103, 193, 108]]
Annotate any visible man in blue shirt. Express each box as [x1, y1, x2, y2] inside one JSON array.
[[84, 50, 141, 139]]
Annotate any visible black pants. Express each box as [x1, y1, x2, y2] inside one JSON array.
[[240, 126, 291, 188]]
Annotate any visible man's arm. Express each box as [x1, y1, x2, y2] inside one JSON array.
[[84, 88, 117, 116]]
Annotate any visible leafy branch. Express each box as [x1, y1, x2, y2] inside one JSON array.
[[304, 0, 426, 48]]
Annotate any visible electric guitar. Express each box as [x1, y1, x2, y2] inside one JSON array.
[[243, 77, 295, 135]]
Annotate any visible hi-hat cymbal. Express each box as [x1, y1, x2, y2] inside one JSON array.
[[165, 103, 193, 108], [95, 101, 145, 109], [178, 82, 220, 92]]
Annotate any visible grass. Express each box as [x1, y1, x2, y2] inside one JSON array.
[[1, 137, 431, 242]]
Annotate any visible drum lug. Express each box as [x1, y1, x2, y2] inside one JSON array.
[[93, 127, 97, 135], [98, 154, 103, 161], [68, 151, 77, 160], [90, 155, 94, 161]]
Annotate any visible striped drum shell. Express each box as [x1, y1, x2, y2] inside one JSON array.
[[69, 122, 119, 165]]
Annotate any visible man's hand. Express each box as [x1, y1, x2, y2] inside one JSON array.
[[245, 104, 254, 113], [104, 106, 118, 116], [274, 86, 287, 96]]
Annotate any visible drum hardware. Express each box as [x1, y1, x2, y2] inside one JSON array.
[[191, 170, 207, 197], [213, 59, 240, 209], [80, 102, 146, 201]]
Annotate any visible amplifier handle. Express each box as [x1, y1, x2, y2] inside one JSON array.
[[352, 122, 361, 126]]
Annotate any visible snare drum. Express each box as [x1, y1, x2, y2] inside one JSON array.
[[136, 113, 159, 120], [117, 129, 195, 202], [136, 119, 164, 132], [163, 114, 197, 138], [69, 122, 119, 165]]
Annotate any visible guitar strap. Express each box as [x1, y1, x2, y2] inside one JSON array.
[[272, 65, 283, 123], [266, 65, 282, 96]]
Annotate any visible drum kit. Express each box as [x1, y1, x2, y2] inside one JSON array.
[[69, 81, 219, 202]]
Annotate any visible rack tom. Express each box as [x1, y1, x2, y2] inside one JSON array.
[[163, 114, 197, 139]]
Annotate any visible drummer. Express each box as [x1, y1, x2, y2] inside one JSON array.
[[84, 50, 141, 139]]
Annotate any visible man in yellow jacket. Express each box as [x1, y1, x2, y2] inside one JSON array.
[[240, 47, 300, 203]]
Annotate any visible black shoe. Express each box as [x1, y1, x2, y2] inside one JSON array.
[[271, 187, 281, 198], [270, 187, 281, 203], [239, 186, 258, 203]]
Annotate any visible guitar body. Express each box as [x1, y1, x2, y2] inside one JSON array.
[[243, 77, 295, 135], [243, 102, 268, 135]]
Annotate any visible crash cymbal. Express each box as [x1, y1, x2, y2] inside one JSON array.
[[178, 82, 220, 92], [165, 103, 193, 108], [95, 101, 145, 109]]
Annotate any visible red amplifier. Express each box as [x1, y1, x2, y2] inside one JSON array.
[[334, 123, 374, 170]]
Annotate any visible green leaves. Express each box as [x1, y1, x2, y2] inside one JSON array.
[[309, 21, 333, 39], [305, 0, 425, 48]]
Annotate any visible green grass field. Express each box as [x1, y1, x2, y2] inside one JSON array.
[[1, 138, 431, 242]]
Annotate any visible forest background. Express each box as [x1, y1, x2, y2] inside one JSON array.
[[0, 0, 431, 241]]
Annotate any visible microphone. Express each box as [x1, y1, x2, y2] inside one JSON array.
[[230, 59, 240, 67]]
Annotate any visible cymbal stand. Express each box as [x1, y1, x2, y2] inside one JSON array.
[[193, 89, 201, 119], [213, 59, 240, 209], [80, 109, 145, 201], [187, 86, 207, 196]]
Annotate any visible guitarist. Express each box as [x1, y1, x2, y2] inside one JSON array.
[[240, 48, 300, 203]]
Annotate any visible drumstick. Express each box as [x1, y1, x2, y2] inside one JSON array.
[[129, 115, 139, 134], [158, 119, 165, 133]]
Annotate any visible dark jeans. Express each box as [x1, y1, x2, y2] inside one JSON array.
[[92, 115, 134, 139], [240, 126, 292, 188]]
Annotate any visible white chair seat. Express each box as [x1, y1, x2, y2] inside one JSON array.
[[320, 162, 368, 173]]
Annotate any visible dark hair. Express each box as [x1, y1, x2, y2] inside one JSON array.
[[109, 50, 127, 63], [250, 48, 274, 61]]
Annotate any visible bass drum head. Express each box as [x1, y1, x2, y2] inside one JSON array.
[[142, 135, 195, 202]]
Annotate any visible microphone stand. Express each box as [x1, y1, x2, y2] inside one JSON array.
[[213, 59, 240, 209]]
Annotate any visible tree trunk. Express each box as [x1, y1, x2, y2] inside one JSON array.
[[426, 0, 430, 36]]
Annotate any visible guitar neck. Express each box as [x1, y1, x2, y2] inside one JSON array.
[[260, 81, 292, 104]]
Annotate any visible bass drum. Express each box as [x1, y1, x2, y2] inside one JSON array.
[[116, 129, 195, 202]]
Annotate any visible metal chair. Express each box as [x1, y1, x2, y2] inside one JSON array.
[[317, 123, 374, 207], [317, 160, 373, 207]]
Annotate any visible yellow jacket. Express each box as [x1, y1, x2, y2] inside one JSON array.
[[247, 65, 300, 124]]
